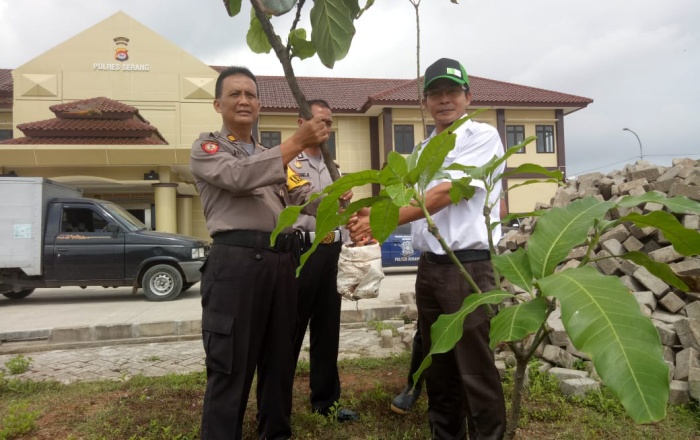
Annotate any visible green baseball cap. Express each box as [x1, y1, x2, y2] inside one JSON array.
[[423, 58, 470, 92]]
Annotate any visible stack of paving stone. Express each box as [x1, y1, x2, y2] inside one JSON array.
[[497, 158, 700, 404]]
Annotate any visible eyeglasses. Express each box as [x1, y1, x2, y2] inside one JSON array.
[[425, 85, 467, 99]]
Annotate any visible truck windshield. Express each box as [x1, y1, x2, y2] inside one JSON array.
[[101, 201, 147, 232]]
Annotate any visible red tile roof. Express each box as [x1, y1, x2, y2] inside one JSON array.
[[1, 67, 592, 115], [50, 97, 139, 118], [1, 95, 168, 145]]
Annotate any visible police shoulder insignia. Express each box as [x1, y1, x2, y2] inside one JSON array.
[[286, 167, 310, 191], [227, 134, 236, 142], [201, 141, 220, 154], [294, 160, 302, 169]]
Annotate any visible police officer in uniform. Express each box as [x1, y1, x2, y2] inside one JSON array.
[[290, 100, 359, 422], [190, 66, 339, 440]]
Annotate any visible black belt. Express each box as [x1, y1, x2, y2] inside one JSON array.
[[212, 230, 300, 253], [423, 249, 490, 265]]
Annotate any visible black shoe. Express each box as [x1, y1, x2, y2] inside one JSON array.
[[391, 385, 421, 415], [315, 407, 360, 423]]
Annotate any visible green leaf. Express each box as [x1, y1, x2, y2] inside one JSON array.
[[259, 0, 297, 16], [620, 211, 700, 256], [617, 251, 689, 291], [342, 0, 375, 18], [539, 267, 669, 424], [448, 178, 476, 205], [492, 248, 533, 292], [288, 28, 316, 60], [412, 291, 513, 386], [616, 193, 700, 214], [385, 184, 415, 208], [247, 13, 272, 54], [500, 163, 563, 181], [310, 0, 356, 68], [369, 197, 399, 243], [271, 205, 304, 246], [489, 297, 547, 349], [528, 197, 614, 279], [386, 150, 408, 176], [224, 0, 242, 17], [321, 169, 381, 196]]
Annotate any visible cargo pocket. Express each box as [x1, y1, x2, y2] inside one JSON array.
[[202, 310, 235, 374]]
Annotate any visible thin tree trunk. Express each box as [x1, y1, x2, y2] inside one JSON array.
[[250, 0, 341, 182]]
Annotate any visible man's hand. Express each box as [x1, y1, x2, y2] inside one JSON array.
[[347, 209, 373, 245], [280, 115, 330, 164]]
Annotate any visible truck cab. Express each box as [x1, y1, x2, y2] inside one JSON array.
[[0, 178, 208, 301]]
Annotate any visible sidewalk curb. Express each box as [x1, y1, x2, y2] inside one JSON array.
[[0, 306, 408, 355]]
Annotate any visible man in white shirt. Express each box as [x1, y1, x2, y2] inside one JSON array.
[[349, 58, 506, 439]]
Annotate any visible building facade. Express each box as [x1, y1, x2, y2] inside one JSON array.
[[0, 12, 592, 242]]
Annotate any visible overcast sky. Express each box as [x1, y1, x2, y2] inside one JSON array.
[[1, 0, 698, 177]]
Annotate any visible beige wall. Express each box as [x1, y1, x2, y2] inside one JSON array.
[[507, 179, 559, 214], [504, 109, 558, 168]]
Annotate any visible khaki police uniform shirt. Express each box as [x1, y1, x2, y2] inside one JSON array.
[[288, 152, 333, 232], [190, 125, 313, 236]]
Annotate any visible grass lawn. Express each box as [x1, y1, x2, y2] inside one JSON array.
[[1, 352, 699, 439]]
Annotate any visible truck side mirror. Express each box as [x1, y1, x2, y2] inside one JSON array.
[[104, 223, 120, 236]]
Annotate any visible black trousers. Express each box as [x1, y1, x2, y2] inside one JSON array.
[[292, 241, 342, 412], [416, 255, 506, 440], [200, 244, 298, 440]]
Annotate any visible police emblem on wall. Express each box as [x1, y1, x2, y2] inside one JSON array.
[[114, 36, 130, 62]]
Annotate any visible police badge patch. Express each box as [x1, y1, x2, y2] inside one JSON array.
[[201, 141, 220, 154]]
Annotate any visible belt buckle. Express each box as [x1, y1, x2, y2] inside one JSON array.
[[321, 231, 335, 244]]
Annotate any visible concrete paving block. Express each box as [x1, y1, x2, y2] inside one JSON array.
[[654, 321, 680, 347], [651, 310, 686, 325], [94, 324, 133, 341], [619, 259, 640, 277], [663, 345, 676, 364], [542, 344, 576, 369], [559, 377, 600, 397], [566, 342, 590, 361], [682, 214, 700, 231], [670, 259, 700, 277], [600, 225, 630, 245], [686, 302, 700, 320], [548, 367, 589, 381], [495, 359, 507, 379], [399, 291, 416, 304], [674, 318, 700, 350], [649, 246, 684, 264], [627, 167, 660, 183], [595, 250, 621, 276], [643, 202, 665, 213], [622, 235, 644, 252], [546, 317, 569, 347], [659, 291, 686, 314], [618, 178, 649, 195], [689, 365, 700, 400], [405, 304, 418, 320], [379, 329, 394, 348], [628, 186, 647, 197], [674, 347, 699, 381], [633, 266, 670, 297], [670, 182, 700, 201], [628, 224, 656, 240], [669, 380, 690, 405], [633, 291, 657, 311]]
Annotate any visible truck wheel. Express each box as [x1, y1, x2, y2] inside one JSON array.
[[2, 288, 36, 300], [181, 282, 195, 292], [142, 265, 183, 301]]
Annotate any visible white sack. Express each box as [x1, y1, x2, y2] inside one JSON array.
[[337, 242, 385, 301]]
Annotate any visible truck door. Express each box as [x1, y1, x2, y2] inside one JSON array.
[[52, 205, 126, 281]]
